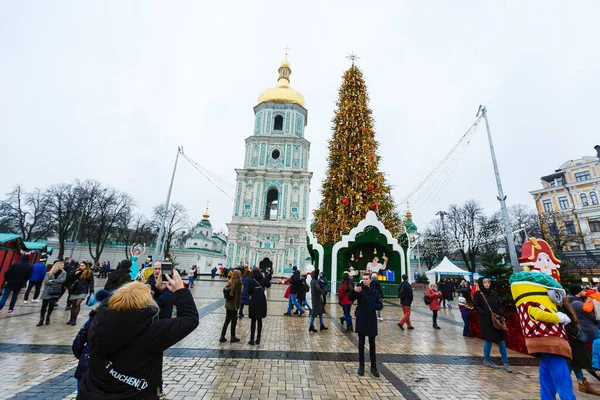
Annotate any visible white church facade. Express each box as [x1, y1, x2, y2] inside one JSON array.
[[226, 55, 312, 274]]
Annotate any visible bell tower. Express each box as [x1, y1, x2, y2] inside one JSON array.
[[226, 54, 313, 274]]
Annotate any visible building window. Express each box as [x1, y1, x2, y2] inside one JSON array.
[[271, 149, 280, 160], [558, 196, 569, 210], [273, 115, 283, 131], [542, 200, 553, 212], [565, 220, 576, 234], [589, 219, 600, 233], [570, 245, 581, 251], [575, 170, 591, 182], [581, 193, 590, 207], [550, 177, 563, 187], [289, 239, 294, 244], [591, 191, 599, 205], [264, 188, 278, 220], [595, 244, 600, 250]]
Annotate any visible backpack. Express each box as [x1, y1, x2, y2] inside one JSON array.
[[423, 295, 432, 306], [223, 286, 232, 300]]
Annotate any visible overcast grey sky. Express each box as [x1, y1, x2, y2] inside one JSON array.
[[1, 1, 598, 233]]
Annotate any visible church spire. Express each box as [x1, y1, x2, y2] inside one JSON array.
[[277, 47, 292, 88]]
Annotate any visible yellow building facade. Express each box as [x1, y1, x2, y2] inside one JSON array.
[[530, 145, 600, 250]]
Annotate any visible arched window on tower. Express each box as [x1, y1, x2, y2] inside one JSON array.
[[581, 193, 589, 207], [274, 115, 283, 131], [591, 191, 599, 205], [264, 188, 279, 220]]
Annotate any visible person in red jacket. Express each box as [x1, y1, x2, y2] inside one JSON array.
[[338, 273, 354, 332], [426, 282, 443, 329]]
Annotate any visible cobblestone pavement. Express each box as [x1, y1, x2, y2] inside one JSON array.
[[0, 278, 597, 399]]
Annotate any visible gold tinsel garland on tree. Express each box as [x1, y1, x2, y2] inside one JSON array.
[[313, 65, 400, 244]]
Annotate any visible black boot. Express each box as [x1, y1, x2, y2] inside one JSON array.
[[255, 334, 261, 345], [45, 316, 51, 325], [36, 318, 44, 327], [340, 316, 346, 325], [371, 365, 380, 378], [358, 364, 365, 376], [434, 324, 441, 330], [309, 325, 317, 333], [320, 325, 328, 331]]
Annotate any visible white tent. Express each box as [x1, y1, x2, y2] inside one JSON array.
[[426, 257, 472, 283]]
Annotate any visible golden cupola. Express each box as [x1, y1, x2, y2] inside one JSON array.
[[257, 56, 305, 107]]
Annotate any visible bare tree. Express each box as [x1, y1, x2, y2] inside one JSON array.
[[47, 182, 84, 259], [508, 204, 542, 255], [82, 182, 134, 265], [538, 211, 585, 256], [0, 185, 53, 241], [115, 213, 157, 259], [446, 200, 503, 273], [420, 221, 447, 270], [152, 203, 189, 259]]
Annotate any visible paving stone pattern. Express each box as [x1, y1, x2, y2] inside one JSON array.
[[0, 279, 596, 399]]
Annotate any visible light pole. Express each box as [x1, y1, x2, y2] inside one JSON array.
[[477, 106, 520, 272], [153, 147, 183, 263]]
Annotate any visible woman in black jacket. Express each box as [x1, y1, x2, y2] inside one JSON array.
[[67, 262, 95, 326], [104, 260, 132, 292], [79, 270, 199, 399], [349, 273, 382, 378], [247, 267, 271, 345], [473, 277, 511, 372]]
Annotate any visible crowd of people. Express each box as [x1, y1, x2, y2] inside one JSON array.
[[0, 255, 198, 398], [7, 253, 600, 397]]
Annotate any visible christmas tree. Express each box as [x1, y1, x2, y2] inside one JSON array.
[[313, 62, 401, 244]]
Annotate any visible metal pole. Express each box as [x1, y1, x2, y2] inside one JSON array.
[[478, 106, 520, 272], [153, 147, 182, 262]]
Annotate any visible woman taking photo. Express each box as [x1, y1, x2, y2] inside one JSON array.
[[426, 282, 443, 329], [473, 277, 512, 372], [247, 268, 271, 345], [37, 261, 67, 326], [67, 261, 95, 326], [349, 273, 381, 377], [220, 269, 242, 343], [79, 271, 198, 398]]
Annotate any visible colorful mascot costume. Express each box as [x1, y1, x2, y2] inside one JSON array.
[[519, 237, 561, 282], [510, 271, 575, 399]]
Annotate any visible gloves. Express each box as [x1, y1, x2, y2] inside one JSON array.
[[556, 311, 571, 325]]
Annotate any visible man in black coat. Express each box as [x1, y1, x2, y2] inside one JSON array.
[[0, 254, 33, 315], [396, 274, 414, 330], [349, 273, 382, 378]]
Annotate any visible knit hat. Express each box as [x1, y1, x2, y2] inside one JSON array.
[[458, 296, 466, 303], [569, 284, 584, 296], [118, 259, 132, 271], [292, 266, 297, 271]]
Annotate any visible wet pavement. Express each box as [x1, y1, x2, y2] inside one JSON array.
[[0, 278, 596, 399]]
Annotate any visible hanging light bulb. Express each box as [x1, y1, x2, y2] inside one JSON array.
[[373, 248, 377, 255], [359, 251, 363, 258], [350, 254, 354, 262]]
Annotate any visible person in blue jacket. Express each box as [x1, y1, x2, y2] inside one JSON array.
[[239, 270, 251, 318], [24, 258, 48, 303]]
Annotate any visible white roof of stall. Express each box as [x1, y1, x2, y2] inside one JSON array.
[[425, 257, 472, 279]]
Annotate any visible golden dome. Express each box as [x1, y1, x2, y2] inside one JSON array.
[[257, 57, 305, 107]]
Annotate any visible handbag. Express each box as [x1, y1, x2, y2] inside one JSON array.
[[47, 284, 62, 296], [223, 286, 232, 300], [481, 292, 508, 332], [423, 295, 432, 306]]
